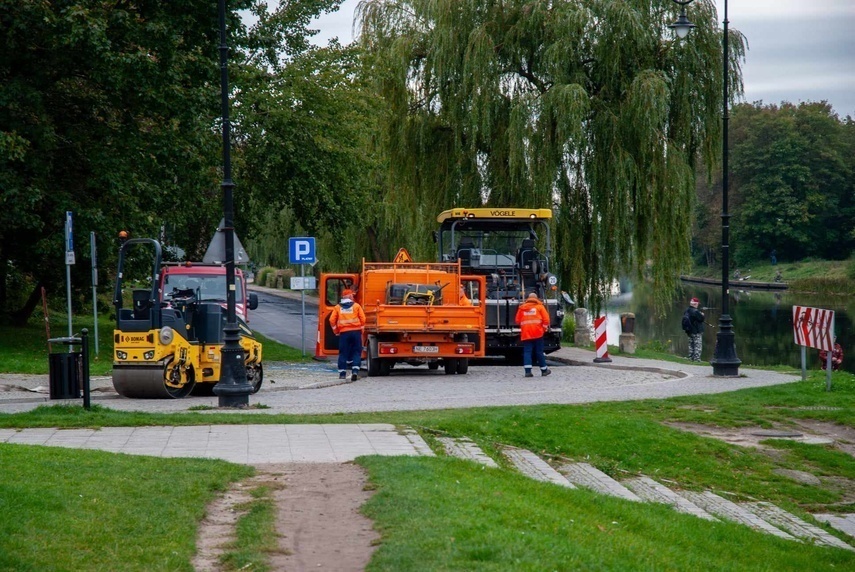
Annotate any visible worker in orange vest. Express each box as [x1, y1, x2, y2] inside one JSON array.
[[515, 292, 552, 378], [330, 288, 366, 381]]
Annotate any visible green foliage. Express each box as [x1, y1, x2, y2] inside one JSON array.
[[697, 101, 855, 269], [1, 0, 246, 318], [847, 255, 855, 281], [561, 313, 577, 343], [257, 268, 296, 289], [237, 40, 382, 270], [1, 0, 358, 320], [255, 267, 276, 289], [358, 0, 740, 311]]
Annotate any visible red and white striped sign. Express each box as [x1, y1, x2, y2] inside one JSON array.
[[792, 306, 835, 351], [594, 316, 610, 360]]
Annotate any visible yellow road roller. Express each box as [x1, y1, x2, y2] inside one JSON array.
[[111, 238, 263, 398]]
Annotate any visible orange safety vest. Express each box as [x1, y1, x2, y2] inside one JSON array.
[[330, 302, 366, 334], [515, 299, 549, 341]]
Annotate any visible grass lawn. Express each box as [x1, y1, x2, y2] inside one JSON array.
[[2, 370, 854, 568], [689, 257, 855, 294], [0, 445, 251, 572], [0, 314, 309, 375], [360, 456, 853, 571]]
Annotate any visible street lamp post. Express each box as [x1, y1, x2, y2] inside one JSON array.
[[213, 0, 253, 405], [671, 0, 740, 376]]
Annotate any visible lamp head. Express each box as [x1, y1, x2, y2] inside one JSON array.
[[669, 0, 696, 39]]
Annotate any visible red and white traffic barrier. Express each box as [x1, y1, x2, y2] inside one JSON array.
[[314, 328, 326, 361], [593, 316, 612, 363]]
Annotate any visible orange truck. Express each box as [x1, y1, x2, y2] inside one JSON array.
[[316, 249, 486, 376]]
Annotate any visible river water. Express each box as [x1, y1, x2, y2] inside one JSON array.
[[604, 281, 854, 374]]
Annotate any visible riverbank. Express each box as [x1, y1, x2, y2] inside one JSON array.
[[688, 258, 855, 295], [681, 275, 787, 290]]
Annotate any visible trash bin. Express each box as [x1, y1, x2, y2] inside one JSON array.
[[620, 313, 636, 335], [49, 352, 82, 399]]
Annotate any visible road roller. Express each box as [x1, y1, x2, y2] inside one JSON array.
[[111, 238, 263, 398]]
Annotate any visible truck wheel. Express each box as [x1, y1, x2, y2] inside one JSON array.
[[378, 358, 392, 376], [428, 361, 439, 370], [456, 358, 469, 374], [444, 358, 458, 375], [367, 337, 381, 376], [367, 351, 380, 376]]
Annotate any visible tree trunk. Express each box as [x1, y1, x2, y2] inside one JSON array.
[[10, 282, 44, 327], [366, 226, 383, 262], [0, 257, 7, 312]]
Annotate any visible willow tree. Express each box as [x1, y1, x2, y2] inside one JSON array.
[[357, 0, 743, 308]]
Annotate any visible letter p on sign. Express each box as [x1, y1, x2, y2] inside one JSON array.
[[289, 237, 316, 264]]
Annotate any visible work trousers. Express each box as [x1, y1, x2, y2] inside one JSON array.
[[523, 337, 547, 371], [338, 330, 363, 373]]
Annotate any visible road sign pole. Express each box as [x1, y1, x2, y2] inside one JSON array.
[[301, 264, 306, 357], [90, 232, 99, 356], [826, 316, 835, 392], [289, 236, 316, 357], [65, 211, 74, 337], [66, 265, 72, 337]]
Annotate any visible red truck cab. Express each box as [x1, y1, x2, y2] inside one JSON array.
[[160, 263, 258, 322]]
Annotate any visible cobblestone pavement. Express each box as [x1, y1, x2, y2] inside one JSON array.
[[0, 347, 799, 415]]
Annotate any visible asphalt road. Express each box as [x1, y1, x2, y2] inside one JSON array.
[[248, 287, 318, 354], [0, 285, 801, 414]]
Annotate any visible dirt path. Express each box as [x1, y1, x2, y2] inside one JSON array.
[[194, 463, 378, 572]]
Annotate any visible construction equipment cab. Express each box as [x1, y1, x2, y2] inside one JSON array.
[[316, 249, 486, 376], [436, 208, 566, 359]]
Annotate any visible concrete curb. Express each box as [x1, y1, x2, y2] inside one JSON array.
[[548, 355, 688, 378]]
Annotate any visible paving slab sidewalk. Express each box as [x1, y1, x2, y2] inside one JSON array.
[[0, 424, 431, 463]]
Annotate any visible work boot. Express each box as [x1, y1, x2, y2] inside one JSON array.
[[524, 370, 533, 378], [351, 371, 359, 382], [541, 368, 552, 377], [339, 372, 346, 380]]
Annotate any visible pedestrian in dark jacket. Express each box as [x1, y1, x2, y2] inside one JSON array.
[[682, 297, 705, 362]]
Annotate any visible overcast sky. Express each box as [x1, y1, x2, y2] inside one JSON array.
[[310, 0, 855, 117]]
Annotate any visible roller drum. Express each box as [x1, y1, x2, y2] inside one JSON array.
[[112, 361, 195, 399]]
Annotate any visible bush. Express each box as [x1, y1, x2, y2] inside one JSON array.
[[255, 267, 276, 288], [562, 313, 576, 343], [264, 268, 295, 289]]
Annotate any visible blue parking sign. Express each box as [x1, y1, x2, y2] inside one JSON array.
[[289, 237, 316, 264]]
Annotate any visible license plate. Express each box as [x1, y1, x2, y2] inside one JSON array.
[[413, 345, 439, 354]]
